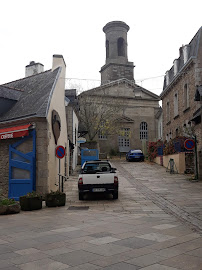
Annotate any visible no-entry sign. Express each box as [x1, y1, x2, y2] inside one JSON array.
[[184, 139, 195, 150], [55, 145, 65, 159]]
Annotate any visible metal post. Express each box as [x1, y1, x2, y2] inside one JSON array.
[[61, 176, 64, 192], [194, 135, 198, 180], [59, 159, 61, 192]]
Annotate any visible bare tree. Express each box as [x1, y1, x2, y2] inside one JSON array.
[[78, 91, 125, 141]]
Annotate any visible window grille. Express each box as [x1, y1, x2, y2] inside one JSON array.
[[140, 122, 148, 140], [98, 121, 108, 140], [118, 128, 130, 147]]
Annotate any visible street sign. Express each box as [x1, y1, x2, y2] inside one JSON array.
[[55, 145, 65, 159], [184, 139, 195, 150], [77, 137, 86, 144]]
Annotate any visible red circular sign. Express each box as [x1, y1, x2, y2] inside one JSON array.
[[55, 145, 65, 159], [184, 139, 195, 150]]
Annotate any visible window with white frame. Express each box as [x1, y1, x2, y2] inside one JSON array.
[[140, 122, 148, 140], [118, 128, 130, 147], [98, 121, 107, 140], [184, 83, 189, 109], [174, 92, 178, 116], [166, 101, 170, 122]]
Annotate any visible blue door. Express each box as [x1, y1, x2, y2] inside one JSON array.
[[81, 149, 99, 166], [9, 130, 36, 200]]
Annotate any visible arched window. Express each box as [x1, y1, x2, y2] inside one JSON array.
[[117, 38, 125, 56], [140, 122, 148, 140], [106, 40, 109, 59]]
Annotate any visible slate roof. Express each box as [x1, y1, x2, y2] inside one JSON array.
[[161, 26, 202, 94], [0, 68, 60, 123], [0, 85, 23, 101]]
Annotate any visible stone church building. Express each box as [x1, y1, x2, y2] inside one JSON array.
[[79, 21, 160, 155]]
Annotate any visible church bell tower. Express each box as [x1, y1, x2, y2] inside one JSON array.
[[100, 21, 135, 84]]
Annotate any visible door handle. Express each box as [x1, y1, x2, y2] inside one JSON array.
[[97, 176, 100, 178]]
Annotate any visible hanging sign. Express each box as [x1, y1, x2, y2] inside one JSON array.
[[55, 145, 65, 159], [184, 139, 195, 150]]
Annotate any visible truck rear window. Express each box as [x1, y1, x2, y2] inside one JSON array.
[[83, 163, 111, 173]]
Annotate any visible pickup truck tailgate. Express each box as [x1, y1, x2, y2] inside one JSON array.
[[82, 173, 115, 185]]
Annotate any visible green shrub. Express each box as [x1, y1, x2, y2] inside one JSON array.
[[0, 198, 16, 206]]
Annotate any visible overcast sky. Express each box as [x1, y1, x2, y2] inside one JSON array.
[[1, 0, 202, 96]]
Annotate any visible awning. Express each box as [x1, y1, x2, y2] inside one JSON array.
[[0, 124, 32, 140]]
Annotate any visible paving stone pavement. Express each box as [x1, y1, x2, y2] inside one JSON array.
[[0, 160, 202, 270]]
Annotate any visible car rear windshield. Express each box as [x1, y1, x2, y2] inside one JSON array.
[[83, 163, 111, 173], [131, 150, 142, 153]]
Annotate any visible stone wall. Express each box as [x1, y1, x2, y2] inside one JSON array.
[[162, 62, 202, 180], [162, 63, 198, 139], [185, 152, 194, 174], [0, 138, 14, 197], [35, 120, 49, 193], [0, 120, 49, 197], [154, 152, 194, 175], [101, 63, 134, 83]]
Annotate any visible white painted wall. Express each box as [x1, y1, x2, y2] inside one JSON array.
[[46, 55, 69, 191], [72, 110, 79, 170]]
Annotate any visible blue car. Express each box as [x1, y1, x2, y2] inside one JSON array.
[[126, 149, 144, 162]]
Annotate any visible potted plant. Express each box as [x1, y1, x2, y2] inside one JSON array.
[[0, 198, 20, 215], [20, 191, 42, 211], [45, 190, 66, 207]]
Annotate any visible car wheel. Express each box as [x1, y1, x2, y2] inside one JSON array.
[[79, 192, 84, 200], [113, 192, 118, 200]]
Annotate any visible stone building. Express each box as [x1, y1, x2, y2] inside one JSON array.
[[160, 27, 202, 180], [79, 21, 160, 155], [0, 55, 69, 199]]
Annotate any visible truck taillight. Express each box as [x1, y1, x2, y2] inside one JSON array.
[[114, 176, 118, 185], [78, 177, 83, 185]]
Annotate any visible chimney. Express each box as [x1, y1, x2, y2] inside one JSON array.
[[183, 45, 190, 63], [173, 59, 179, 76], [52, 54, 66, 90], [25, 61, 44, 77], [166, 70, 170, 86], [52, 54, 66, 71]]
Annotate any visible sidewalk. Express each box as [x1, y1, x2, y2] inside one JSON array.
[[0, 161, 202, 270]]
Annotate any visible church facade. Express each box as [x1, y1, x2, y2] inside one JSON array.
[[79, 21, 160, 155]]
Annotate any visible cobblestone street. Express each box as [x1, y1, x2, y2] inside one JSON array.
[[0, 160, 202, 270]]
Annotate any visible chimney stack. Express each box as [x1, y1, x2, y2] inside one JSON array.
[[173, 59, 179, 76], [25, 61, 44, 77], [183, 45, 190, 63]]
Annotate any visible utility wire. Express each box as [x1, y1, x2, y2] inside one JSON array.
[[64, 74, 164, 83]]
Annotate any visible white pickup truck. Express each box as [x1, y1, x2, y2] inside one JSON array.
[[78, 160, 118, 200]]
